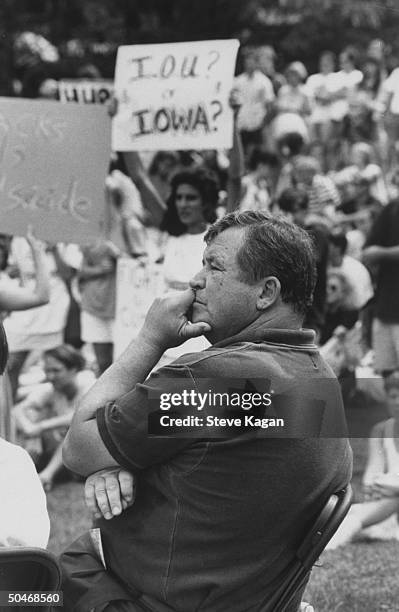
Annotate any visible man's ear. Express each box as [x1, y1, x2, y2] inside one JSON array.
[[256, 276, 281, 311]]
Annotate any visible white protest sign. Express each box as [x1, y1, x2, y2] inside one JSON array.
[[112, 39, 240, 151], [0, 97, 111, 244], [58, 79, 114, 105], [114, 257, 164, 357]]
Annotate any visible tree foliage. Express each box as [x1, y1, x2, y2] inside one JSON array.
[[0, 0, 399, 86]]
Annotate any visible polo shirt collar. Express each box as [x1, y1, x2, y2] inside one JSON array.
[[213, 327, 316, 349]]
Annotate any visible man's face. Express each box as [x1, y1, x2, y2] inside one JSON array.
[[189, 227, 262, 343]]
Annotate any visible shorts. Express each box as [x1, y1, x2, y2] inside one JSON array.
[[81, 311, 114, 344], [3, 330, 63, 352], [372, 318, 399, 372]]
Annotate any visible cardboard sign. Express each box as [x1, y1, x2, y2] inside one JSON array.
[[112, 39, 239, 151], [114, 257, 164, 357], [58, 79, 114, 105], [0, 97, 111, 244]]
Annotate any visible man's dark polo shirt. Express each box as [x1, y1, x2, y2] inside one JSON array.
[[96, 328, 352, 612]]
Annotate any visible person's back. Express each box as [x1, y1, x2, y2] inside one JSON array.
[[95, 331, 351, 611]]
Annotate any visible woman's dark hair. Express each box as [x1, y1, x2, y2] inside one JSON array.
[[359, 56, 382, 96], [44, 345, 85, 371], [161, 167, 219, 236], [0, 322, 8, 375]]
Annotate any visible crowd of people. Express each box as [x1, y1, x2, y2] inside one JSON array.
[[1, 32, 399, 610]]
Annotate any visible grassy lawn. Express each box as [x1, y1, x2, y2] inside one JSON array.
[[46, 396, 399, 611]]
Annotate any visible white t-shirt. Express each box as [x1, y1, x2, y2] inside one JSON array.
[[235, 70, 275, 132], [330, 69, 363, 120], [306, 72, 341, 122], [0, 438, 50, 547]]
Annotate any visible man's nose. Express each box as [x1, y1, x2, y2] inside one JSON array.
[[189, 269, 205, 290]]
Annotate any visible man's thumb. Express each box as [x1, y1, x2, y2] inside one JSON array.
[[180, 321, 211, 339]]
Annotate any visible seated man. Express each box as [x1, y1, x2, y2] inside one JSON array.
[[62, 211, 352, 612]]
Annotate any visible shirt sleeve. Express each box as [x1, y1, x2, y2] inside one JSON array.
[[96, 363, 200, 471], [261, 75, 275, 103]]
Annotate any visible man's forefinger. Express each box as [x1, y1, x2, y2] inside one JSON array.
[[118, 470, 135, 506]]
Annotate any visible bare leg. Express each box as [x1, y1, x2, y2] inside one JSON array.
[[353, 497, 399, 528], [327, 497, 399, 549]]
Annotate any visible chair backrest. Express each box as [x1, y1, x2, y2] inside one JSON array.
[[0, 547, 61, 612], [258, 486, 353, 612]]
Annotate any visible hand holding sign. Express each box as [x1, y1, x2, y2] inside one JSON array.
[[112, 40, 239, 151]]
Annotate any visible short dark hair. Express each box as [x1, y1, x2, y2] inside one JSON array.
[[204, 211, 317, 316], [161, 167, 219, 236], [0, 322, 8, 375], [277, 187, 309, 213], [44, 345, 85, 371]]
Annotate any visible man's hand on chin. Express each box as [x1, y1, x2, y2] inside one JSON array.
[[139, 289, 211, 352]]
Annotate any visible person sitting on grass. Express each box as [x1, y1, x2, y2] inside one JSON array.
[[327, 372, 399, 549], [13, 344, 95, 492]]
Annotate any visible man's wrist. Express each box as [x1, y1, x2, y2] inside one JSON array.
[[137, 327, 166, 356]]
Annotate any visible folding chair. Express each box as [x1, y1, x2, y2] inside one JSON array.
[[258, 486, 353, 612], [0, 547, 61, 612]]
